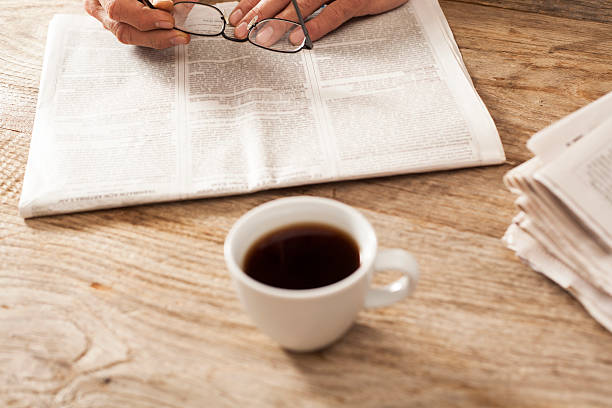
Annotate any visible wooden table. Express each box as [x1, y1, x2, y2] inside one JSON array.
[[2, 1, 612, 406]]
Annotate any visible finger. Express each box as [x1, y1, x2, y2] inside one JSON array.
[[358, 0, 407, 16], [231, 0, 290, 38], [98, 0, 175, 31], [119, 23, 191, 50], [250, 19, 303, 49], [228, 0, 259, 26], [88, 0, 189, 48], [248, 0, 324, 47], [113, 24, 190, 48], [288, 0, 356, 43], [229, 0, 276, 26], [84, 0, 105, 20], [275, 0, 324, 21]]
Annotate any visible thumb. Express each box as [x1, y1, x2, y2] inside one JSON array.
[[292, 1, 357, 43]]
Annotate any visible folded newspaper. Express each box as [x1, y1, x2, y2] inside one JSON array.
[[19, 0, 505, 218], [503, 91, 612, 332]]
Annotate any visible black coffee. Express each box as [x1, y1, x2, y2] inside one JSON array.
[[244, 223, 360, 290]]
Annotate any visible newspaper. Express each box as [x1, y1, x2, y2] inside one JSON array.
[[19, 0, 505, 218], [503, 91, 612, 331]]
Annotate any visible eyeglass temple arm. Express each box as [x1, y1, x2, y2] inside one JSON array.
[[140, 0, 155, 8], [290, 0, 313, 49]]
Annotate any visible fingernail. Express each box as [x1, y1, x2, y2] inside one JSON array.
[[156, 21, 174, 29], [256, 25, 274, 45], [154, 0, 173, 7], [229, 8, 243, 26], [170, 35, 189, 45], [235, 22, 247, 38], [290, 29, 305, 46]]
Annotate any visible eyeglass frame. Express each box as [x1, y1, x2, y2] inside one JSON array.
[[140, 0, 313, 53]]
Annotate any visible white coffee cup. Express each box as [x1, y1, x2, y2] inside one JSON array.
[[224, 196, 419, 352]]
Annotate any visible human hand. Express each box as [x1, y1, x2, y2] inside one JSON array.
[[228, 0, 408, 43], [84, 0, 191, 49]]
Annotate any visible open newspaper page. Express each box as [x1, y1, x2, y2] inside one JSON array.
[[19, 15, 183, 217], [309, 0, 504, 178], [183, 3, 331, 196], [183, 0, 505, 197], [185, 0, 504, 196], [20, 0, 505, 217]]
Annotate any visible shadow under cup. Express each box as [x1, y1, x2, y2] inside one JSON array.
[[224, 196, 379, 352]]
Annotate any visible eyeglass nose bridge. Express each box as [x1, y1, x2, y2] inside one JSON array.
[[220, 20, 249, 42], [220, 15, 258, 43], [247, 16, 258, 30]]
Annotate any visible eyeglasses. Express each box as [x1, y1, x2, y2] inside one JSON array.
[[141, 0, 313, 53]]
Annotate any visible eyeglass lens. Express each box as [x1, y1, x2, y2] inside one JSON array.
[[173, 3, 225, 36], [248, 20, 305, 52]]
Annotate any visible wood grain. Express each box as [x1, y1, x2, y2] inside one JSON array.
[[2, 1, 612, 407], [453, 0, 612, 24]]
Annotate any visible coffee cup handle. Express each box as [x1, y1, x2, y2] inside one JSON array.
[[364, 249, 419, 309]]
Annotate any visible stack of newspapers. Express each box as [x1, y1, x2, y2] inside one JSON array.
[[503, 92, 612, 332]]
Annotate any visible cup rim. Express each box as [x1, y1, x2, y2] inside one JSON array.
[[224, 196, 378, 299]]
